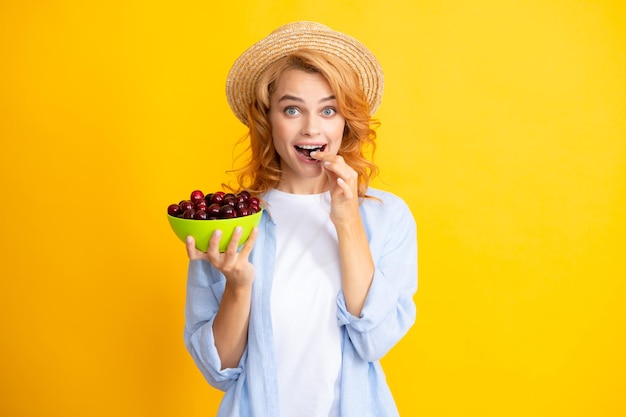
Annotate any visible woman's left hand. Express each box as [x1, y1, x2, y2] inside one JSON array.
[[310, 152, 374, 318], [311, 150, 360, 225]]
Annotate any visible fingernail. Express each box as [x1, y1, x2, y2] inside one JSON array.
[[310, 151, 317, 157], [213, 229, 222, 237]]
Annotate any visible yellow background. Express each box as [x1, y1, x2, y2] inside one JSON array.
[[1, 1, 625, 416]]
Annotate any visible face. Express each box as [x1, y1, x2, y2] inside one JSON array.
[[269, 69, 346, 194]]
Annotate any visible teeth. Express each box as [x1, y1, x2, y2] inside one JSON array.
[[295, 144, 325, 160], [296, 145, 325, 150]]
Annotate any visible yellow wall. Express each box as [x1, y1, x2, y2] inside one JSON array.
[[1, 1, 625, 416]]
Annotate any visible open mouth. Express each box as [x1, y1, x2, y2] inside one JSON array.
[[295, 144, 326, 160]]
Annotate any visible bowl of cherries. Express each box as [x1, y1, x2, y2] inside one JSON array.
[[167, 189, 263, 252]]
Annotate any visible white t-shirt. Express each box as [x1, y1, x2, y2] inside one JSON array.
[[266, 189, 343, 417]]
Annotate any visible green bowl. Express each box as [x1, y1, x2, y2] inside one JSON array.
[[167, 209, 263, 252]]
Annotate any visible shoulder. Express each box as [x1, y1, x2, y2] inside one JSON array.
[[360, 188, 417, 254], [363, 187, 411, 210], [360, 187, 414, 222]]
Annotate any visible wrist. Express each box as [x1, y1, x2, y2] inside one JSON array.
[[332, 212, 363, 231], [224, 280, 253, 298]]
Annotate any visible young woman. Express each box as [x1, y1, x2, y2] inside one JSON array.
[[183, 21, 417, 417]]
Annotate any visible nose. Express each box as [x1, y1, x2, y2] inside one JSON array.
[[301, 115, 321, 137]]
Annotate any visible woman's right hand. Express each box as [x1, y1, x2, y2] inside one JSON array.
[[186, 226, 259, 288]]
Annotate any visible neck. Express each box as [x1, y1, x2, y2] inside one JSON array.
[[276, 177, 329, 195]]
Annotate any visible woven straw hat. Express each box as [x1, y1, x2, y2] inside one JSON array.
[[226, 21, 384, 125]]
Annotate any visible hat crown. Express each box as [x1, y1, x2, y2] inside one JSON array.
[[226, 21, 384, 125]]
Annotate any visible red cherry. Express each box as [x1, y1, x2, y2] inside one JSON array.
[[238, 191, 251, 201], [219, 205, 237, 219], [195, 200, 208, 210], [237, 207, 251, 217], [224, 196, 237, 207], [207, 203, 221, 217], [179, 200, 194, 212], [248, 197, 260, 206], [190, 189, 205, 203], [210, 192, 225, 205], [182, 208, 195, 219], [195, 209, 208, 220], [168, 204, 182, 217]]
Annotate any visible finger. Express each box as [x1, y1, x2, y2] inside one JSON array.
[[224, 226, 243, 257], [309, 150, 327, 160], [186, 236, 210, 261], [206, 229, 224, 260], [239, 227, 259, 258], [321, 157, 351, 179], [186, 235, 200, 260], [310, 151, 343, 166], [335, 177, 353, 199]]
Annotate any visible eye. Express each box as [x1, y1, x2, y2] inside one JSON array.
[[321, 107, 336, 117], [284, 106, 300, 116]]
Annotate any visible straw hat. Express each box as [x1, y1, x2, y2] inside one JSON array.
[[226, 21, 384, 125]]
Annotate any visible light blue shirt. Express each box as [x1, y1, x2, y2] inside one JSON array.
[[184, 188, 418, 417]]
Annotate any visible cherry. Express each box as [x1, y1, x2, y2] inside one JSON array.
[[195, 209, 208, 220], [182, 208, 195, 219], [248, 201, 260, 212], [207, 203, 221, 217], [195, 200, 208, 211], [179, 200, 195, 212], [210, 192, 225, 205], [190, 189, 205, 203], [219, 205, 237, 219], [224, 196, 237, 207], [168, 204, 182, 217]]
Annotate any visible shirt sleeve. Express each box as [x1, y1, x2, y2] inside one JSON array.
[[336, 194, 418, 362], [183, 259, 246, 391]]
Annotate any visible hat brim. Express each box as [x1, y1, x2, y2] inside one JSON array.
[[226, 21, 384, 125]]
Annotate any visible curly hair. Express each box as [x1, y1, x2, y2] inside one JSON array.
[[230, 49, 380, 198]]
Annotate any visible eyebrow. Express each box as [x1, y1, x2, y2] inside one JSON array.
[[277, 94, 336, 104]]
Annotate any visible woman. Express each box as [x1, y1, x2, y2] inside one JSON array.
[[183, 21, 417, 417]]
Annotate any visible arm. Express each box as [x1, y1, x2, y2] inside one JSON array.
[[212, 282, 252, 370], [311, 151, 374, 316], [184, 259, 244, 391], [334, 212, 374, 316], [185, 227, 258, 374], [311, 151, 418, 361], [337, 195, 418, 362]]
